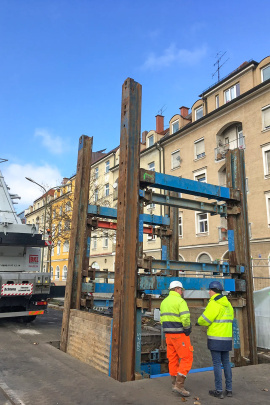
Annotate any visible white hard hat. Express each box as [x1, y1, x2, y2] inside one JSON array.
[[169, 281, 183, 290]]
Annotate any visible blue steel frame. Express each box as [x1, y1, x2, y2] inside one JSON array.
[[88, 166, 243, 377]]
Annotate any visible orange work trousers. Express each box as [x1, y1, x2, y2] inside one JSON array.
[[165, 333, 193, 377]]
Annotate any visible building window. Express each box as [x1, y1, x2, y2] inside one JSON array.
[[195, 106, 203, 121], [194, 138, 205, 159], [196, 213, 208, 234], [65, 202, 71, 212], [195, 172, 206, 182], [172, 120, 179, 134], [148, 162, 155, 171], [224, 82, 240, 103], [262, 145, 270, 178], [53, 210, 56, 219], [55, 266, 60, 280], [265, 193, 270, 226], [261, 64, 270, 82], [105, 183, 110, 197], [94, 167, 99, 179], [197, 253, 211, 263], [103, 233, 109, 248], [58, 222, 62, 234], [63, 265, 68, 280], [57, 241, 61, 255], [148, 135, 154, 147], [171, 150, 181, 169], [94, 188, 99, 202], [64, 221, 70, 230], [179, 213, 183, 238], [92, 235, 97, 250], [51, 266, 54, 279], [262, 105, 270, 130], [105, 160, 110, 173], [59, 205, 63, 216], [215, 95, 219, 109], [63, 241, 69, 253]]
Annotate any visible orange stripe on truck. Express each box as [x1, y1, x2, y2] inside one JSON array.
[[29, 310, 44, 316]]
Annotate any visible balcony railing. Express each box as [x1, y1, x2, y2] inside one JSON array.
[[215, 136, 245, 161]]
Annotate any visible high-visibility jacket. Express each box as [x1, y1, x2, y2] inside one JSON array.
[[160, 291, 191, 334], [198, 293, 234, 351]]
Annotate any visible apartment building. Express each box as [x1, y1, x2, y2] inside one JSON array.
[[90, 55, 270, 283]]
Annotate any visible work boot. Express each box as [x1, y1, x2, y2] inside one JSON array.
[[209, 390, 224, 399], [225, 390, 233, 397], [171, 375, 176, 388], [172, 374, 190, 397]]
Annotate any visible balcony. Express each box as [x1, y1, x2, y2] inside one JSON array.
[[215, 136, 245, 161]]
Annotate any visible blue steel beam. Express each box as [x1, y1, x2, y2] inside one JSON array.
[[139, 190, 227, 216], [140, 169, 240, 202], [139, 258, 230, 274], [138, 276, 236, 292], [88, 205, 170, 226], [91, 277, 237, 293]]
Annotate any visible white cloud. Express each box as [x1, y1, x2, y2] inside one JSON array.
[[142, 44, 207, 70], [34, 128, 66, 155], [2, 163, 63, 211]]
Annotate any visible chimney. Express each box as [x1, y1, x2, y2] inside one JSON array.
[[61, 178, 69, 185], [155, 115, 164, 133], [180, 106, 189, 118], [141, 131, 148, 144]]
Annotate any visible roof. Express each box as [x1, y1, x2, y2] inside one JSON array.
[[199, 60, 258, 97]]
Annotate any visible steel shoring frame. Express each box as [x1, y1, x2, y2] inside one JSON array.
[[139, 189, 227, 216], [88, 204, 170, 226], [140, 169, 241, 202]]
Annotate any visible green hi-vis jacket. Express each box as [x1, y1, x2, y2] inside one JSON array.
[[198, 293, 234, 351], [160, 290, 191, 334]]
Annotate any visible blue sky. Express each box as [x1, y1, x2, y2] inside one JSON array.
[[1, 0, 269, 211]]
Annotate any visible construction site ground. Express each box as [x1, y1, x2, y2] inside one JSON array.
[[0, 308, 269, 405]]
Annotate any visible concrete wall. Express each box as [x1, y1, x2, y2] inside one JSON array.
[[66, 310, 112, 375]]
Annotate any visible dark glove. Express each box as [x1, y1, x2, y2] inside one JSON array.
[[184, 325, 192, 336], [195, 322, 200, 326]]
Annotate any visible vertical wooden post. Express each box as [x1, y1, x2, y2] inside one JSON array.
[[226, 149, 257, 365], [60, 135, 93, 352], [110, 78, 142, 382]]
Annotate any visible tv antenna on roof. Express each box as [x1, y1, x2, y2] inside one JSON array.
[[157, 105, 167, 116], [212, 51, 229, 82]]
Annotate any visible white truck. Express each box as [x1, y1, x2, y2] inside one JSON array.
[[0, 167, 50, 321]]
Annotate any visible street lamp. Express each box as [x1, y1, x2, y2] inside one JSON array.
[[25, 177, 48, 273]]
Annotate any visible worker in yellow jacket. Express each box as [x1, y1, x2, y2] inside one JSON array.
[[197, 281, 234, 399], [160, 281, 193, 397]]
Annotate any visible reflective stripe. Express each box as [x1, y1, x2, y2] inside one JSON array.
[[208, 336, 232, 341], [202, 314, 212, 324], [164, 327, 184, 332], [179, 311, 190, 316], [214, 319, 233, 323], [160, 312, 180, 317]]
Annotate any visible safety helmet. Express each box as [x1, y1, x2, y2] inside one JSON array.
[[209, 281, 223, 291], [169, 281, 184, 290]]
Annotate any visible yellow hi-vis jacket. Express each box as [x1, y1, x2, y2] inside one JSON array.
[[198, 293, 234, 351], [160, 290, 191, 334]]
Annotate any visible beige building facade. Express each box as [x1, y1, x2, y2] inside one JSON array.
[[24, 55, 270, 287]]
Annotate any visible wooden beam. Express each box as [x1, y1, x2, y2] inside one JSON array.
[[110, 78, 142, 382], [60, 135, 92, 352], [226, 149, 257, 365]]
